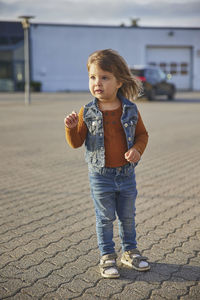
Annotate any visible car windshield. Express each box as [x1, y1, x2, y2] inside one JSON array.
[[130, 69, 144, 76]]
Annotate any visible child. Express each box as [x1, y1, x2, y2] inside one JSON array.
[[64, 49, 150, 279]]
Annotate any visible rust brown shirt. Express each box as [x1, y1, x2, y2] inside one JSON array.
[[65, 105, 148, 167]]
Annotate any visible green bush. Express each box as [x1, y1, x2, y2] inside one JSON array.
[[30, 81, 41, 92], [16, 81, 42, 92]]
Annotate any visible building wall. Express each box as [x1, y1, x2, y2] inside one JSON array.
[[30, 24, 200, 92]]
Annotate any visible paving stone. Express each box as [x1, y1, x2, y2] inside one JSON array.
[[151, 282, 193, 300], [112, 281, 153, 299], [74, 294, 102, 300], [180, 284, 200, 300], [83, 279, 123, 298], [19, 282, 54, 299], [9, 291, 33, 300]]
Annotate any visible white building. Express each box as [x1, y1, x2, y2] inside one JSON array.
[[30, 24, 200, 92], [1, 22, 200, 92]]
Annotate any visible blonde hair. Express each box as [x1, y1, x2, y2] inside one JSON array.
[[87, 49, 143, 101]]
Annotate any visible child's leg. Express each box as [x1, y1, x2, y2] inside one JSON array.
[[116, 171, 150, 271], [116, 171, 137, 251], [89, 171, 117, 256]]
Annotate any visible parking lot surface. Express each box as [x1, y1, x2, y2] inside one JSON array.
[[0, 92, 199, 299]]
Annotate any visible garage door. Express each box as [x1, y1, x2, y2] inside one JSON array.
[[146, 47, 192, 90]]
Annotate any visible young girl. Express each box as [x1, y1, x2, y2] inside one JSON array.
[[64, 49, 150, 279]]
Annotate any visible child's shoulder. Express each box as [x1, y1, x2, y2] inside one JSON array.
[[123, 97, 136, 106], [83, 99, 99, 119], [121, 97, 138, 112], [84, 98, 95, 109], [118, 93, 137, 108]]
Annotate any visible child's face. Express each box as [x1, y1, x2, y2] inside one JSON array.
[[88, 63, 122, 103]]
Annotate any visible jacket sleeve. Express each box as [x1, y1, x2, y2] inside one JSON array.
[[65, 106, 88, 148], [133, 110, 149, 155]]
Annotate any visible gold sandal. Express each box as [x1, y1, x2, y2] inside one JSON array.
[[121, 249, 150, 271], [99, 253, 120, 279]]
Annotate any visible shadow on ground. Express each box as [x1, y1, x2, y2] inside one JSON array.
[[118, 262, 200, 282]]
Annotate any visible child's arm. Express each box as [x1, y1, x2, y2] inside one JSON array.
[[64, 107, 87, 148], [125, 111, 148, 163]]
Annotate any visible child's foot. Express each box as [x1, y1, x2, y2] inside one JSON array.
[[121, 249, 150, 271], [99, 253, 120, 278]]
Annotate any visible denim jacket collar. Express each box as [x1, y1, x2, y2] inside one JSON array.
[[90, 92, 134, 112]]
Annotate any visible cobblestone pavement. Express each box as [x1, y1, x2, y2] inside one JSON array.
[[0, 93, 199, 300]]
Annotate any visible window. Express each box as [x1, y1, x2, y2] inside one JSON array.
[[170, 63, 177, 75], [10, 37, 23, 44], [0, 50, 12, 61], [0, 36, 23, 45], [180, 63, 188, 75], [14, 62, 24, 82], [160, 63, 167, 73], [0, 37, 10, 45], [0, 61, 12, 79]]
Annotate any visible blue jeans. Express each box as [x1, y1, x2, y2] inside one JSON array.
[[89, 164, 137, 256]]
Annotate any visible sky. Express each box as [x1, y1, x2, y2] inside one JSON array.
[[0, 0, 200, 28]]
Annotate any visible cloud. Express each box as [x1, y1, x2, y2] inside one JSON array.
[[0, 0, 200, 27]]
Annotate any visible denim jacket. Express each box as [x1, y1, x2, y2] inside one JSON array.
[[83, 93, 138, 170]]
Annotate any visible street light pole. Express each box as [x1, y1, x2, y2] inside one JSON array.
[[19, 16, 34, 105]]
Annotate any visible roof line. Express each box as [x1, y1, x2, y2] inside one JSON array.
[[31, 23, 200, 30], [1, 20, 200, 30]]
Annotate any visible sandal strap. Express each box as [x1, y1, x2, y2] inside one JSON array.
[[126, 249, 141, 256], [132, 256, 148, 266], [126, 250, 149, 261], [100, 262, 117, 269], [100, 253, 117, 263]]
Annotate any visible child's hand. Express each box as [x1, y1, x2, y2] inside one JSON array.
[[125, 148, 141, 163], [64, 111, 78, 128]]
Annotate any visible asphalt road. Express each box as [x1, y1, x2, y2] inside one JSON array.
[[0, 92, 199, 299]]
